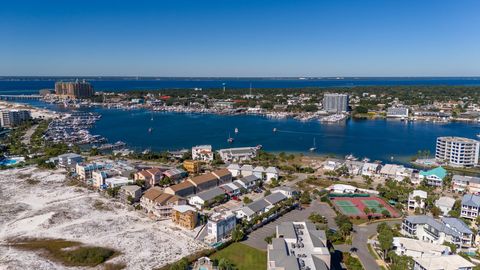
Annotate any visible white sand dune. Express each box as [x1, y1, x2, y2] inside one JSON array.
[[0, 166, 208, 270]]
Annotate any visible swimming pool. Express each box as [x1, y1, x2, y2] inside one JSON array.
[[0, 157, 24, 166]]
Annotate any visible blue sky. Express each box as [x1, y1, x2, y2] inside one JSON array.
[[1, 0, 479, 76]]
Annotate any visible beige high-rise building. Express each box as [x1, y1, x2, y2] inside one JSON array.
[[55, 80, 94, 99]]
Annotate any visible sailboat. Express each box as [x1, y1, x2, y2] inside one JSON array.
[[148, 127, 153, 133], [309, 137, 317, 152], [227, 133, 234, 143], [273, 128, 277, 133], [234, 128, 239, 134]]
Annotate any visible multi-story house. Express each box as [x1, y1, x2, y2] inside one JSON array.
[[413, 255, 474, 270], [140, 187, 186, 220], [171, 205, 198, 230], [191, 145, 214, 161], [401, 215, 473, 250], [408, 190, 428, 211], [206, 211, 237, 243], [453, 175, 480, 193], [461, 194, 480, 220], [419, 166, 447, 187]]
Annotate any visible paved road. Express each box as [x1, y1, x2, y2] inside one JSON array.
[[21, 124, 38, 145], [349, 220, 401, 270], [284, 172, 309, 187], [242, 200, 337, 250]]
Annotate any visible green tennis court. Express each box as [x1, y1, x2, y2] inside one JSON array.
[[333, 200, 361, 215], [362, 200, 386, 213]]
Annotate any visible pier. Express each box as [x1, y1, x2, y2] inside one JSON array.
[[0, 95, 42, 100]]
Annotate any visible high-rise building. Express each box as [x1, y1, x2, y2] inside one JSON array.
[[55, 80, 94, 99], [435, 137, 479, 167], [0, 110, 31, 127], [322, 93, 349, 113]]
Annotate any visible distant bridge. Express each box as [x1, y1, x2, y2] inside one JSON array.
[[0, 95, 42, 100]]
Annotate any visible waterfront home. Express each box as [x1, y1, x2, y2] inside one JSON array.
[[401, 215, 473, 249], [134, 168, 163, 188], [407, 190, 428, 211], [217, 147, 258, 163], [191, 145, 214, 161], [171, 205, 198, 230], [435, 196, 456, 216], [271, 186, 298, 198], [419, 166, 447, 187], [206, 211, 237, 243], [265, 166, 281, 181], [219, 182, 242, 196], [188, 187, 227, 209], [380, 164, 412, 181], [227, 163, 280, 181], [322, 158, 344, 171], [412, 255, 474, 270], [361, 162, 382, 177], [164, 181, 196, 197], [234, 175, 260, 190], [392, 237, 450, 258], [105, 175, 132, 188], [344, 160, 364, 175], [183, 160, 202, 174], [162, 168, 187, 183], [267, 221, 330, 270], [119, 185, 142, 203], [452, 175, 480, 193], [140, 187, 186, 219], [460, 194, 480, 220]]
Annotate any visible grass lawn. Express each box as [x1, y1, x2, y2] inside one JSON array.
[[210, 243, 266, 270]]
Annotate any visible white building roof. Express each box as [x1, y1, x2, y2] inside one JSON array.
[[435, 196, 456, 208], [410, 190, 428, 199], [414, 255, 474, 270], [393, 237, 450, 256]]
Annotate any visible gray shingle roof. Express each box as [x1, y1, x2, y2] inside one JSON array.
[[192, 187, 225, 201], [405, 215, 471, 238], [462, 194, 480, 208], [453, 175, 480, 185], [264, 192, 287, 205], [238, 175, 259, 185], [247, 199, 269, 213]]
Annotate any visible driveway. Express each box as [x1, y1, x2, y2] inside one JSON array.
[[242, 200, 337, 250], [348, 220, 401, 270]]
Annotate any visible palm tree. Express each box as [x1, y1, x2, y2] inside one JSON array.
[[218, 258, 235, 270]]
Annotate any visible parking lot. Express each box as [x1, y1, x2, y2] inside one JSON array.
[[242, 200, 337, 250]]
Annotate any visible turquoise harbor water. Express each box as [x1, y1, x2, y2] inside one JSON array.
[[4, 78, 480, 163], [85, 108, 478, 163]]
